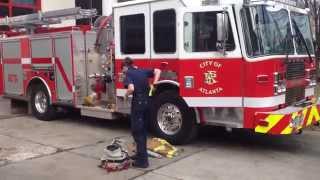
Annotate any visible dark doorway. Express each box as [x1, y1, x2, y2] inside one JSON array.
[[76, 0, 102, 25]]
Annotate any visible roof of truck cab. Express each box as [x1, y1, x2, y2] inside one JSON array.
[[113, 0, 201, 8]]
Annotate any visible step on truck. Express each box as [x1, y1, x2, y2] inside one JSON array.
[[0, 0, 320, 144]]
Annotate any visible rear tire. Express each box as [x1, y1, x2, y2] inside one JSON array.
[[30, 85, 56, 121], [151, 90, 198, 145]]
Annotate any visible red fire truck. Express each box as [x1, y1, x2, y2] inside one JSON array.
[[0, 0, 319, 144]]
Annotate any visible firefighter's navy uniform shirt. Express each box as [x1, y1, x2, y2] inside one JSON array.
[[124, 66, 154, 166], [124, 67, 154, 96]]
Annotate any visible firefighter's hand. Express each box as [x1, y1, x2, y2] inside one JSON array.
[[149, 84, 156, 97]]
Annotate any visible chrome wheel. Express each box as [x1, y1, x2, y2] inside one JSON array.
[[34, 91, 48, 114], [157, 103, 183, 135]]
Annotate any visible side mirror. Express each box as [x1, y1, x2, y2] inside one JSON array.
[[217, 12, 229, 55]]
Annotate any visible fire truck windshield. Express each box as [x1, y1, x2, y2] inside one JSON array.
[[243, 5, 294, 57], [291, 12, 314, 55]]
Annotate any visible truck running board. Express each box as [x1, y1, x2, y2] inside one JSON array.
[[79, 105, 119, 120]]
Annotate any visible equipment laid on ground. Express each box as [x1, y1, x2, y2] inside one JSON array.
[[99, 138, 130, 173], [1, 0, 320, 145], [147, 138, 180, 159]]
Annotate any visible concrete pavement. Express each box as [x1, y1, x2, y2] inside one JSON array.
[[0, 97, 13, 119], [1, 97, 320, 180]]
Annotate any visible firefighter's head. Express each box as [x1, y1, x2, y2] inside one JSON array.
[[121, 57, 133, 73]]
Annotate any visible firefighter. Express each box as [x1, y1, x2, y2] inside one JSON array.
[[122, 57, 161, 168]]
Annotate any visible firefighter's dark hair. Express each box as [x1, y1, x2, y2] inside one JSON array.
[[122, 57, 133, 69]]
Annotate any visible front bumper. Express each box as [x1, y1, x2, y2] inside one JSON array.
[[255, 104, 320, 135]]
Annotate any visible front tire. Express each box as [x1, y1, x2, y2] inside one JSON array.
[[151, 90, 198, 145], [30, 85, 56, 121]]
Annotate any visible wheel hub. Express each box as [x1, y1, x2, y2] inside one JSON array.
[[35, 91, 48, 114], [157, 103, 183, 135]]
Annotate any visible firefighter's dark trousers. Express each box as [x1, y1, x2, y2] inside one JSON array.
[[130, 94, 150, 166]]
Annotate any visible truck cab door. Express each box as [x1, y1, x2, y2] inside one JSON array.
[[114, 3, 151, 113], [179, 5, 244, 108]]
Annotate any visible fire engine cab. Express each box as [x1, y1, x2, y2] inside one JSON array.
[[0, 0, 319, 144]]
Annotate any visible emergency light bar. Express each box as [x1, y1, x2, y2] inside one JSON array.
[[244, 0, 298, 7]]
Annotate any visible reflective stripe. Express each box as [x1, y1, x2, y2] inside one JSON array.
[[280, 109, 309, 135], [307, 109, 314, 126], [184, 95, 285, 108], [281, 125, 293, 135], [301, 108, 309, 127], [256, 105, 320, 135], [21, 58, 31, 65], [183, 97, 242, 107], [243, 95, 285, 108], [308, 106, 320, 125], [255, 114, 285, 133]]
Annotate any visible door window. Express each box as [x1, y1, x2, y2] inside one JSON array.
[[184, 11, 235, 52], [120, 14, 146, 54], [153, 9, 176, 53]]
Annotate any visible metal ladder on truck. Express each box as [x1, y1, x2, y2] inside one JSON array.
[[0, 7, 97, 31]]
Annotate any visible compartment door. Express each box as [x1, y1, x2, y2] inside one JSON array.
[[2, 41, 24, 96], [85, 31, 101, 97], [54, 36, 74, 103], [71, 31, 87, 105]]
